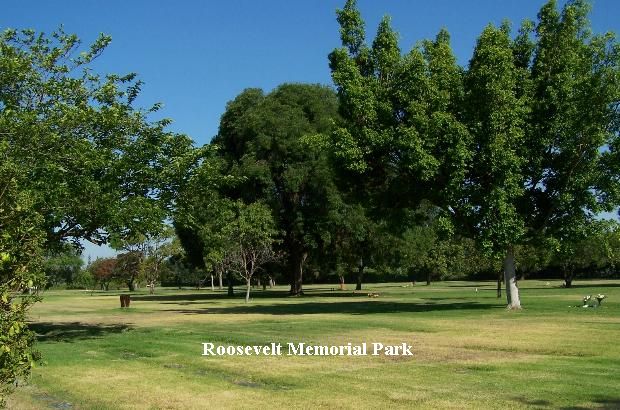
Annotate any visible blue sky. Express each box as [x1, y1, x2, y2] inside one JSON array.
[[3, 0, 619, 260]]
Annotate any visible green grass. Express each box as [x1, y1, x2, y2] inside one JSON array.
[[7, 280, 620, 409]]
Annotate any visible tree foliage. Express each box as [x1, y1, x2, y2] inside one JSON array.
[[210, 83, 342, 295], [1, 27, 196, 399], [330, 0, 620, 307]]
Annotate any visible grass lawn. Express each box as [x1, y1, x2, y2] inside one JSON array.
[[7, 280, 620, 409]]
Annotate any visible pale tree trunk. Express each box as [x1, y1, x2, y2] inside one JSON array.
[[218, 270, 223, 290], [245, 260, 254, 303], [210, 274, 215, 291], [245, 278, 251, 303], [503, 246, 521, 309], [339, 275, 345, 290]]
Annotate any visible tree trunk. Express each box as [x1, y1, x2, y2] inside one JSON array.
[[245, 278, 251, 303], [563, 266, 574, 288], [127, 280, 136, 292], [497, 271, 502, 298], [210, 274, 215, 291], [227, 270, 234, 296], [564, 274, 573, 288], [355, 258, 364, 291], [218, 270, 223, 290], [289, 251, 307, 296], [339, 275, 345, 290], [269, 277, 274, 288], [426, 271, 431, 286], [503, 246, 521, 309]]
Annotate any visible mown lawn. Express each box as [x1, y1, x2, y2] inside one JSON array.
[[7, 280, 620, 409]]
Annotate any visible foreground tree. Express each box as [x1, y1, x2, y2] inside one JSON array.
[[0, 152, 44, 406], [1, 27, 195, 399]]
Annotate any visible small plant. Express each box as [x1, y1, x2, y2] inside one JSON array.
[[582, 295, 592, 307], [594, 294, 606, 306]]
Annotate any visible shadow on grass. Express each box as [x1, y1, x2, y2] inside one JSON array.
[[513, 397, 552, 407], [163, 300, 501, 316], [29, 322, 131, 342], [513, 396, 620, 409], [564, 283, 620, 289], [561, 398, 620, 410], [132, 289, 381, 303]]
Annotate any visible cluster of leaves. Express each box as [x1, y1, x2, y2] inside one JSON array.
[[0, 149, 44, 405]]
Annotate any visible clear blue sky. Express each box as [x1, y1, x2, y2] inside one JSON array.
[[3, 0, 619, 260]]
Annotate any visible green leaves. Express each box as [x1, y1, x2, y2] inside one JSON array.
[[1, 27, 195, 401]]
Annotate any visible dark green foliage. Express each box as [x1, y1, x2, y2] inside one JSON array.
[[210, 83, 342, 295]]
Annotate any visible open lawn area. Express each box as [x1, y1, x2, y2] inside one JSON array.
[[7, 280, 620, 409]]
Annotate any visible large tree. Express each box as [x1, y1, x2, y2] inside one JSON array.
[[211, 84, 342, 295]]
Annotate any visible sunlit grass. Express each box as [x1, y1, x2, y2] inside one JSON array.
[[7, 279, 620, 409]]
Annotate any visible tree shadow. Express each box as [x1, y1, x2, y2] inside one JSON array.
[[512, 396, 552, 407], [133, 289, 387, 303], [164, 300, 501, 316], [560, 398, 620, 410], [564, 283, 620, 289], [132, 293, 231, 302], [29, 322, 132, 342], [437, 282, 497, 288]]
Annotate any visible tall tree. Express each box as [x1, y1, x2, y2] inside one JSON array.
[[211, 84, 342, 295], [0, 28, 196, 251], [462, 23, 527, 308]]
